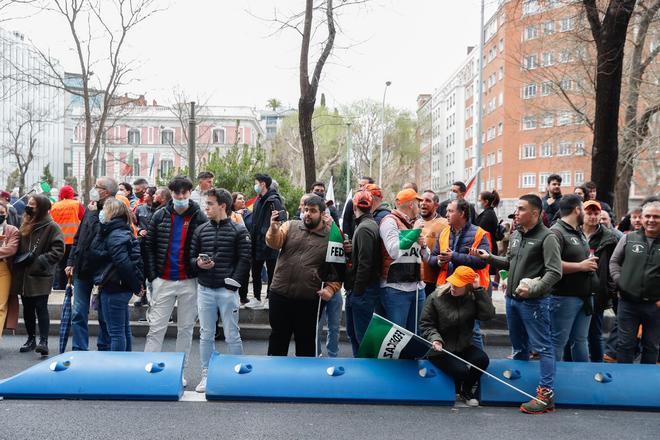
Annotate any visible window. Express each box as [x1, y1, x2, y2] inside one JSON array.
[[575, 141, 585, 156], [498, 92, 504, 106], [560, 17, 574, 32], [541, 81, 553, 96], [521, 173, 537, 188], [498, 122, 503, 136], [161, 129, 174, 145], [522, 143, 536, 159], [159, 159, 174, 179], [497, 148, 503, 163], [543, 21, 555, 35], [524, 25, 538, 40], [522, 0, 540, 15], [559, 49, 571, 63], [558, 111, 572, 126], [212, 128, 225, 144], [497, 176, 502, 191], [558, 141, 572, 156], [523, 83, 537, 99], [128, 129, 140, 145], [523, 54, 537, 70], [523, 116, 537, 130], [541, 142, 553, 157], [498, 66, 504, 80], [575, 171, 584, 185], [560, 78, 572, 91], [539, 173, 551, 191], [541, 113, 554, 128], [132, 158, 140, 176], [560, 171, 572, 185], [499, 38, 504, 52], [542, 52, 554, 67]]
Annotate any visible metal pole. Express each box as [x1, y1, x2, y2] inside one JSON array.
[[379, 81, 391, 186], [474, 0, 485, 202], [346, 122, 352, 201], [188, 101, 196, 180]]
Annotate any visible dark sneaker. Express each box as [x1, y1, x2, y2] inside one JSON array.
[[19, 336, 36, 353], [520, 386, 555, 414], [35, 337, 49, 356]]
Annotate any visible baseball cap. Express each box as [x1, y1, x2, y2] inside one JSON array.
[[446, 266, 478, 288], [583, 200, 602, 211], [352, 190, 373, 210], [396, 188, 422, 204], [364, 183, 382, 199]]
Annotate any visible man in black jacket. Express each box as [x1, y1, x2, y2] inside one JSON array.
[[65, 176, 118, 351], [542, 174, 563, 224], [247, 173, 284, 309], [345, 191, 382, 351], [143, 176, 206, 387], [190, 188, 251, 393], [437, 181, 477, 224]]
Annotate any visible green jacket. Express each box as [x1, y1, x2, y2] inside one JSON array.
[[344, 214, 381, 295], [550, 219, 593, 298], [610, 230, 660, 303], [489, 220, 562, 299], [419, 283, 495, 354]]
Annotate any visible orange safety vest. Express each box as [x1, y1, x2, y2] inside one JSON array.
[[436, 226, 491, 288], [51, 199, 81, 245]]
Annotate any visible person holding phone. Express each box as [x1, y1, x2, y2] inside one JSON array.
[[0, 199, 20, 337], [542, 174, 563, 225]]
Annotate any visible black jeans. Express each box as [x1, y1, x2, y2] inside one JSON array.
[[267, 291, 320, 357], [251, 258, 277, 301], [617, 298, 660, 364], [429, 345, 489, 394], [22, 295, 50, 338], [53, 244, 72, 290]]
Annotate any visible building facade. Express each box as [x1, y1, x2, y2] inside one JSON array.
[[415, 94, 432, 188]]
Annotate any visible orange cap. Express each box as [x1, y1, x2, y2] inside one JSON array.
[[583, 200, 601, 211], [365, 183, 382, 199], [396, 188, 422, 204], [115, 194, 131, 209], [353, 190, 373, 210], [446, 266, 477, 288]]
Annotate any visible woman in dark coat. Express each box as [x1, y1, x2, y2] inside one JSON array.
[[90, 198, 143, 351], [475, 190, 500, 280], [12, 194, 65, 356]]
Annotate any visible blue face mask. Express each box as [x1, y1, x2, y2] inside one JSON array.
[[254, 184, 261, 194], [172, 198, 190, 210]]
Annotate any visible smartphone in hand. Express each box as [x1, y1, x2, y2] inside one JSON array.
[[278, 209, 287, 222]]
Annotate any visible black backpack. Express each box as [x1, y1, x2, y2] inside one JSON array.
[[493, 220, 506, 242]]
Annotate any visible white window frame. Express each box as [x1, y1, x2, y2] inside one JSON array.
[[522, 143, 536, 159], [522, 116, 537, 130], [575, 171, 585, 185], [543, 21, 555, 35], [521, 173, 537, 188], [575, 141, 585, 156], [127, 128, 140, 145], [560, 17, 574, 32], [541, 113, 554, 128], [523, 83, 537, 99], [558, 141, 572, 156], [161, 129, 174, 145], [542, 52, 554, 67], [212, 128, 226, 144], [541, 81, 552, 96], [560, 171, 572, 186], [541, 142, 553, 157], [523, 54, 537, 70]]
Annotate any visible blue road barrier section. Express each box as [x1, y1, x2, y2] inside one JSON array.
[[479, 359, 660, 410], [0, 352, 185, 401], [205, 354, 456, 405]]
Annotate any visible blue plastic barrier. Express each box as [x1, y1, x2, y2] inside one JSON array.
[[479, 359, 660, 410], [205, 354, 456, 405], [0, 352, 184, 401]]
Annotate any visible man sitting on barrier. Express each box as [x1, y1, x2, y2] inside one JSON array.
[[471, 194, 561, 414], [419, 266, 495, 407], [265, 194, 342, 357]]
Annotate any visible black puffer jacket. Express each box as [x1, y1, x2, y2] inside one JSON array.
[[144, 200, 206, 282], [67, 205, 101, 280], [189, 218, 252, 290]]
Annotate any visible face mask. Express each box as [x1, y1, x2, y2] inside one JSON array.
[[448, 192, 457, 201], [172, 198, 190, 210], [135, 191, 145, 199], [0, 215, 6, 224], [25, 206, 35, 216], [98, 211, 106, 224], [313, 191, 325, 199], [90, 188, 100, 202], [254, 184, 261, 194]]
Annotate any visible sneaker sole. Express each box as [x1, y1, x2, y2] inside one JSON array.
[[519, 406, 555, 415]]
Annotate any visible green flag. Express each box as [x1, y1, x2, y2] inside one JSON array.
[[39, 181, 51, 193], [390, 229, 422, 265], [358, 314, 431, 360], [325, 222, 345, 264]]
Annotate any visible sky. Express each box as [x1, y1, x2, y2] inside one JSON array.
[[6, 0, 499, 113]]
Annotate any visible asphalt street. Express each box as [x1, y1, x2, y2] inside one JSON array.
[[0, 335, 658, 440]]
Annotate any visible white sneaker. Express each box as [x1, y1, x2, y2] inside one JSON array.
[[195, 369, 208, 393], [460, 392, 479, 407], [252, 299, 269, 310], [182, 376, 187, 388], [244, 298, 261, 309]]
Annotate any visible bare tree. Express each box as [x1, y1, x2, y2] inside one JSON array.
[[1, 103, 50, 194], [6, 0, 162, 201], [166, 88, 214, 171]]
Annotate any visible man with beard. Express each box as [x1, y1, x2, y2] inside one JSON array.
[[542, 174, 563, 224], [265, 194, 342, 357], [549, 194, 597, 362], [414, 190, 448, 295]]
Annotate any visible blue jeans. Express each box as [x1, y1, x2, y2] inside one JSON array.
[[198, 285, 243, 370], [617, 298, 660, 364], [550, 295, 592, 362], [316, 291, 342, 357], [350, 283, 382, 345], [344, 291, 359, 356], [588, 310, 604, 362], [506, 296, 555, 389], [99, 291, 132, 351], [380, 287, 425, 334], [72, 277, 109, 351], [472, 284, 493, 350]]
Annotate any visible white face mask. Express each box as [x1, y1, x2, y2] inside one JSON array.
[[172, 198, 190, 210], [98, 210, 106, 223], [90, 188, 100, 202]]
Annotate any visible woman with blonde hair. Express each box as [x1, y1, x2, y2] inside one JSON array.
[[89, 198, 143, 351], [0, 199, 20, 336]]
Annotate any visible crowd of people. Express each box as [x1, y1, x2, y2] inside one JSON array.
[[0, 171, 657, 414]]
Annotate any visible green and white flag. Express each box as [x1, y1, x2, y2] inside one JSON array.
[[325, 221, 345, 264], [391, 228, 422, 265], [358, 314, 431, 360]]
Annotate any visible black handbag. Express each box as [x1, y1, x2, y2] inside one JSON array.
[[13, 237, 41, 267]]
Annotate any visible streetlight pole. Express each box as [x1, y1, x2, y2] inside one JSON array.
[[346, 122, 352, 202], [188, 101, 196, 181], [379, 80, 391, 186]]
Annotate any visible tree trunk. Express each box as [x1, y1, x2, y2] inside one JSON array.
[[614, 160, 633, 221], [299, 95, 316, 190]]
